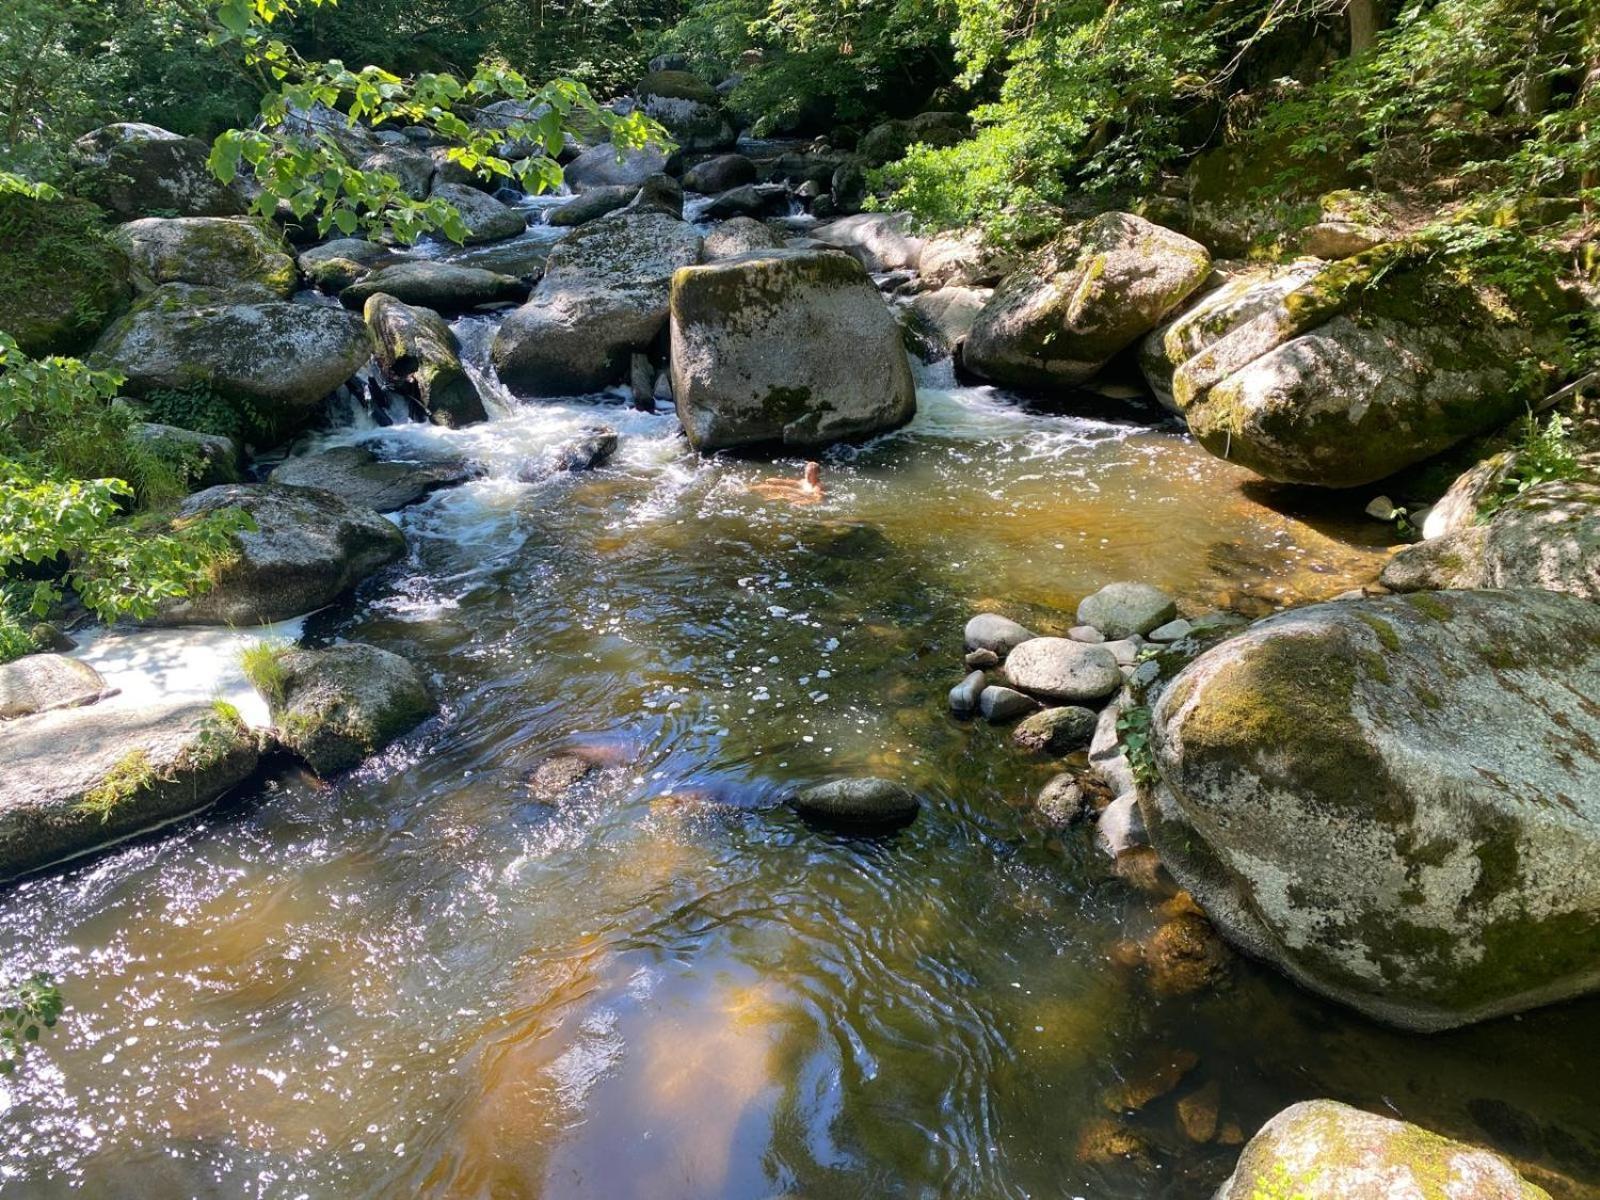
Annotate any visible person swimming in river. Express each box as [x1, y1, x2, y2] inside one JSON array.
[[747, 461, 824, 506]]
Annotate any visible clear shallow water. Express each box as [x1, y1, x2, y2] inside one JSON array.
[[3, 354, 1599, 1199]]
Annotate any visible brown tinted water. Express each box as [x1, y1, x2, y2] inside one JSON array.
[[2, 370, 1597, 1199]]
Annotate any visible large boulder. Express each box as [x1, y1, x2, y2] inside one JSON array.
[[1146, 589, 1600, 1031], [811, 213, 926, 272], [669, 248, 916, 452], [965, 212, 1211, 391], [702, 216, 786, 261], [1169, 245, 1564, 487], [562, 143, 672, 192], [112, 217, 297, 297], [428, 182, 527, 244], [267, 643, 435, 775], [358, 146, 435, 201], [683, 153, 757, 193], [492, 212, 702, 395], [635, 70, 736, 153], [0, 701, 258, 882], [270, 445, 468, 511], [1215, 1101, 1549, 1200], [1381, 480, 1600, 599], [145, 484, 407, 626], [91, 286, 370, 437], [363, 293, 486, 426], [0, 192, 133, 356], [903, 287, 989, 361], [68, 123, 246, 220], [339, 260, 529, 313], [0, 654, 112, 720], [1140, 263, 1320, 411]]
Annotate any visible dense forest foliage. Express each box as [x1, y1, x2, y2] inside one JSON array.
[[0, 0, 1596, 658]]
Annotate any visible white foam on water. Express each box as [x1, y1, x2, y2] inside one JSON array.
[[70, 617, 306, 729]]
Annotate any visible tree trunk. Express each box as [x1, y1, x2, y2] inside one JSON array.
[[1348, 0, 1378, 54]]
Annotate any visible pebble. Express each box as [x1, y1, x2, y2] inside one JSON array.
[[1147, 618, 1193, 643], [1365, 494, 1398, 521], [1096, 792, 1147, 856], [1035, 773, 1089, 827], [963, 648, 1000, 669], [963, 612, 1037, 657], [979, 685, 1038, 723], [1067, 625, 1105, 644], [1102, 636, 1145, 666], [948, 670, 986, 717]]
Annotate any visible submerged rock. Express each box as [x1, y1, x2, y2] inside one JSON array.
[[69, 123, 246, 220], [92, 287, 370, 437], [1077, 582, 1177, 640], [1381, 480, 1600, 600], [340, 261, 530, 312], [1147, 589, 1600, 1031], [1215, 1101, 1551, 1200], [0, 655, 112, 720], [267, 644, 434, 775], [791, 778, 920, 830], [669, 248, 916, 452], [1170, 246, 1563, 488], [363, 293, 486, 427], [515, 426, 619, 482], [0, 702, 258, 882], [1002, 638, 1122, 704], [979, 685, 1038, 723], [270, 446, 469, 512], [493, 212, 702, 395], [948, 670, 986, 717], [964, 212, 1211, 391], [145, 484, 407, 626], [113, 217, 298, 297]]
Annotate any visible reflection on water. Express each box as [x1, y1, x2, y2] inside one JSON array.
[[3, 363, 1597, 1200]]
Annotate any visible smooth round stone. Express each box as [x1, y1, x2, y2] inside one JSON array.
[[1103, 636, 1145, 666], [948, 670, 986, 717], [964, 612, 1037, 657], [1002, 637, 1122, 704], [979, 685, 1038, 723], [1067, 625, 1105, 644], [1012, 705, 1097, 755], [1077, 582, 1177, 639], [792, 778, 920, 829], [1148, 618, 1194, 643], [963, 648, 1001, 669]]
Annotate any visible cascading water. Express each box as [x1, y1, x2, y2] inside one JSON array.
[[5, 317, 1599, 1200]]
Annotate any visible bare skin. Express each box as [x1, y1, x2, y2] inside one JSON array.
[[747, 461, 824, 506]]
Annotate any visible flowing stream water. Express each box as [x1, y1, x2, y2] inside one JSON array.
[[3, 304, 1599, 1199]]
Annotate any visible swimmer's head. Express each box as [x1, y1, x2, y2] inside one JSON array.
[[803, 461, 821, 486]]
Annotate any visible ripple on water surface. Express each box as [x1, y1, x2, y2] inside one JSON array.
[[2, 365, 1597, 1200]]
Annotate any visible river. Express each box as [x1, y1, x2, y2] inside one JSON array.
[[2, 288, 1598, 1198]]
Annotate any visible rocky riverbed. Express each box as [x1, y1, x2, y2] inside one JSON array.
[[2, 89, 1598, 1199]]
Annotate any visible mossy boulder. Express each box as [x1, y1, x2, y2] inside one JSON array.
[[68, 123, 247, 221], [1170, 244, 1565, 488], [1182, 131, 1353, 257], [363, 293, 486, 427], [1146, 589, 1600, 1031], [268, 643, 434, 776], [669, 248, 916, 452], [144, 484, 407, 626], [1216, 1100, 1549, 1200], [964, 212, 1212, 393], [635, 71, 736, 153], [492, 211, 702, 395], [0, 192, 133, 355], [112, 217, 297, 297], [1382, 480, 1600, 599], [857, 112, 970, 167], [0, 700, 258, 883], [90, 285, 370, 437]]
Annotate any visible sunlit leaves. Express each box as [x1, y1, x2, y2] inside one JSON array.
[[0, 975, 63, 1077]]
